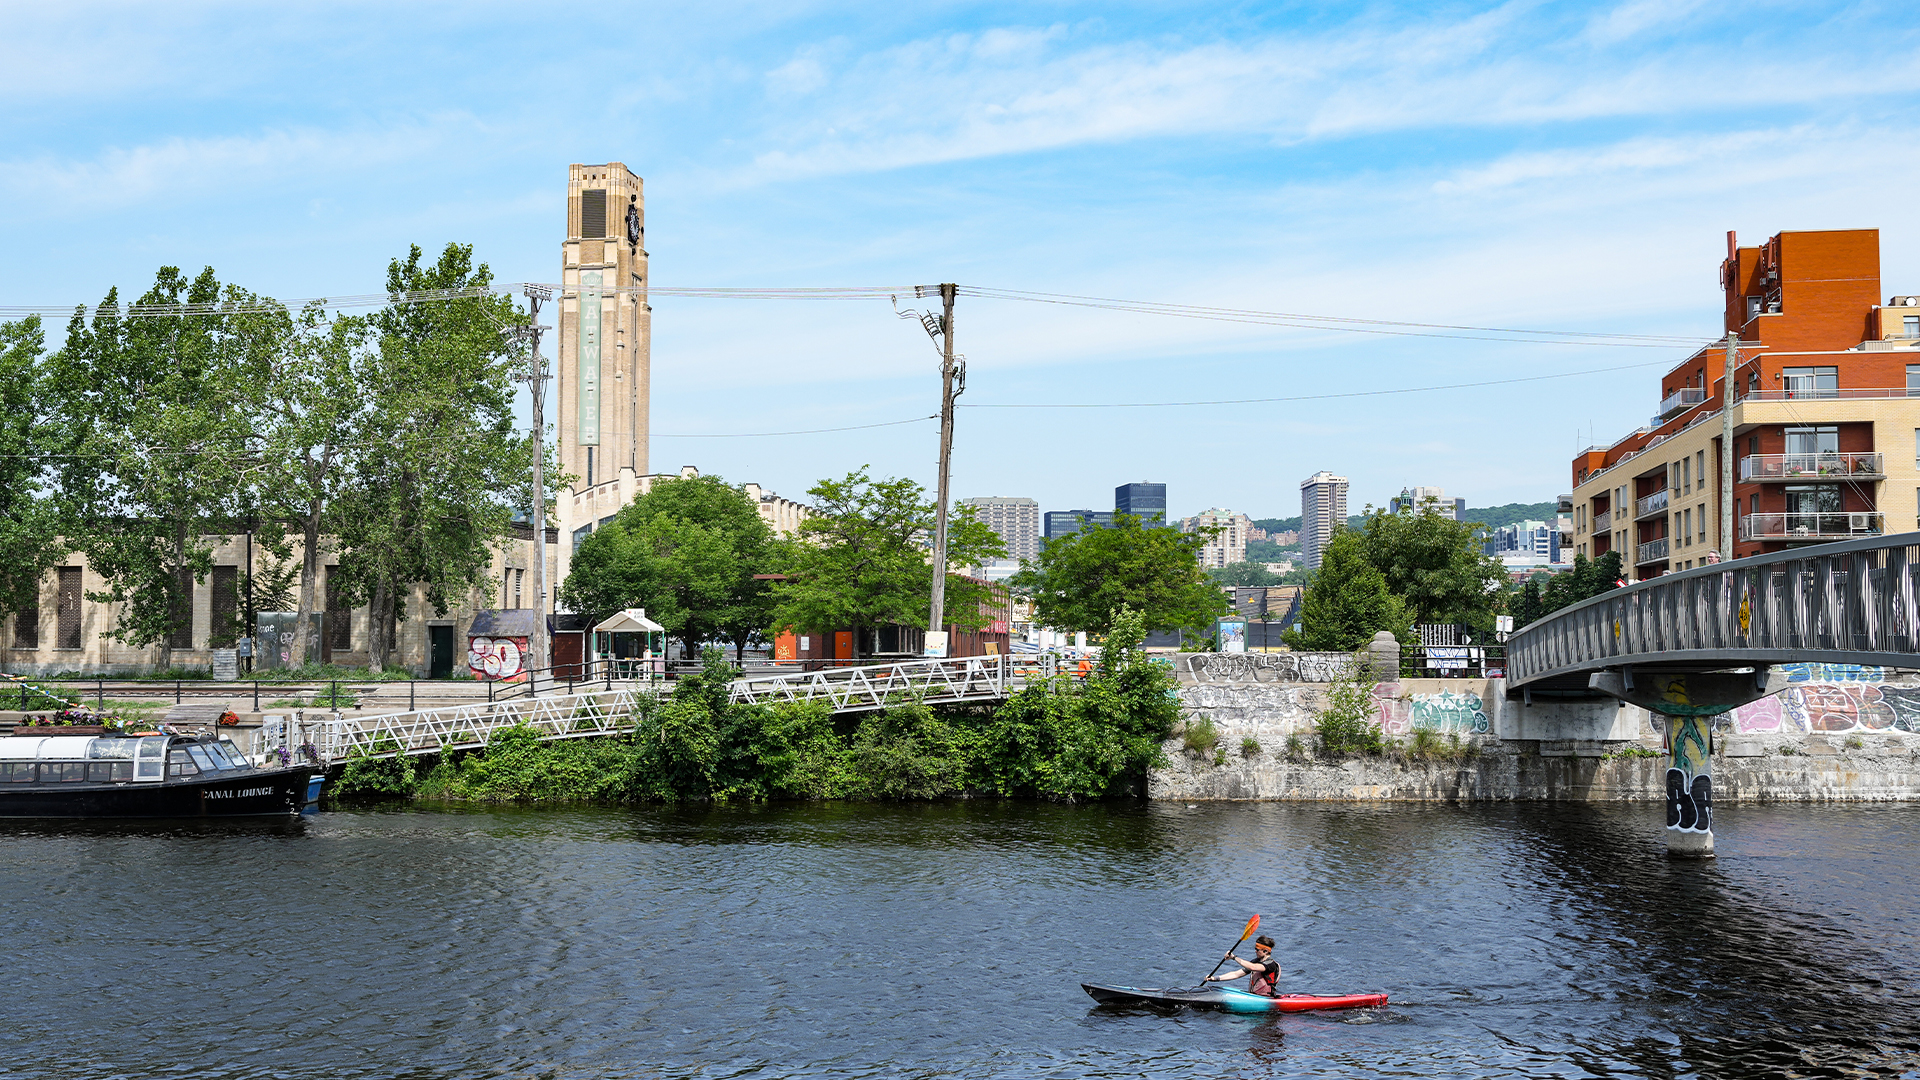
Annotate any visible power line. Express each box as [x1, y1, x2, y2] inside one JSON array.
[[960, 358, 1679, 409], [958, 286, 1709, 348]]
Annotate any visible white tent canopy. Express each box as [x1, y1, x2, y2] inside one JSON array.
[[592, 609, 666, 634]]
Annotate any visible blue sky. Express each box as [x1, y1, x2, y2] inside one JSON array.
[[5, 1, 1919, 523]]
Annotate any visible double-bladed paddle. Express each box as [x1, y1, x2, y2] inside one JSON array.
[[1202, 913, 1261, 983]]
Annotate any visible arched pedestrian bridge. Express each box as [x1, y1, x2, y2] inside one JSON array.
[[1507, 531, 1920, 713]]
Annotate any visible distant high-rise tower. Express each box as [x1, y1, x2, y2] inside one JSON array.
[[1389, 486, 1465, 519], [1044, 510, 1112, 540], [1299, 471, 1349, 571], [1115, 482, 1167, 526], [958, 497, 1041, 561]]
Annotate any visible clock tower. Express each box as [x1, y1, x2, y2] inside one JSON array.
[[555, 163, 650, 570]]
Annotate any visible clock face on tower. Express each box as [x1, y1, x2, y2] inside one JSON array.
[[626, 200, 641, 249]]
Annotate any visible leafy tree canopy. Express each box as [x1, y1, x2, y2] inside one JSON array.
[[559, 474, 777, 658], [0, 316, 66, 619], [1283, 530, 1412, 651], [769, 468, 1005, 657], [1011, 513, 1227, 635], [1354, 502, 1506, 630]]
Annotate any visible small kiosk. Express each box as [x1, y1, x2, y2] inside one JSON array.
[[591, 609, 668, 680]]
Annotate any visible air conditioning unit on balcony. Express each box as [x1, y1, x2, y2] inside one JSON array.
[[1851, 513, 1873, 532]]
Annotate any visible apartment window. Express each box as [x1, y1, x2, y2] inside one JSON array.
[[514, 569, 524, 609], [1906, 315, 1920, 338], [1784, 485, 1842, 518], [1751, 493, 1760, 516], [1683, 457, 1691, 493], [503, 568, 513, 609], [1697, 451, 1707, 490], [1781, 366, 1838, 398], [572, 525, 593, 554], [1749, 435, 1760, 457], [1682, 509, 1691, 545], [1698, 503, 1707, 544], [1909, 365, 1920, 395], [1784, 426, 1839, 458], [1746, 295, 1763, 321]]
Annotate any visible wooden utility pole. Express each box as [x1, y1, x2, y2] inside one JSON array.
[[1720, 330, 1738, 560], [928, 283, 959, 638], [520, 284, 553, 689]]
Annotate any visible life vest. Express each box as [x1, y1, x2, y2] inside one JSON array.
[[1249, 960, 1279, 996]]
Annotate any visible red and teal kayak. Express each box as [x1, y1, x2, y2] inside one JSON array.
[[1082, 983, 1387, 1013]]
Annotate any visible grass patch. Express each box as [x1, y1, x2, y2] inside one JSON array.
[[1602, 745, 1663, 761], [1181, 717, 1221, 756]]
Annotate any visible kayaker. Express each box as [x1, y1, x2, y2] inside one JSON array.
[[1207, 934, 1280, 996]]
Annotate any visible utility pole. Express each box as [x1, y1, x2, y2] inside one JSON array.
[[1720, 329, 1739, 560], [926, 283, 959, 638], [518, 284, 554, 690]]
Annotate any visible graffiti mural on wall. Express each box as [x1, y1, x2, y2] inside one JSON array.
[[1186, 652, 1350, 684], [1373, 685, 1491, 736], [468, 635, 528, 682], [1667, 713, 1713, 836], [1712, 664, 1920, 735]]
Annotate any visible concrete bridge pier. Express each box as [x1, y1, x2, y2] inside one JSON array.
[[1588, 668, 1790, 859]]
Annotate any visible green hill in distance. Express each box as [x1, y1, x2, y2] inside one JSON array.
[[1251, 501, 1559, 545]]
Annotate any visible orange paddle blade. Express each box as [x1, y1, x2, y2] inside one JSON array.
[[1239, 914, 1261, 941]]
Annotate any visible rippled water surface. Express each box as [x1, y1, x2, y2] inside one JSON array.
[[6, 800, 1920, 1079]]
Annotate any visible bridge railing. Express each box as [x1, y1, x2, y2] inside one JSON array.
[[281, 684, 656, 762], [727, 654, 1015, 713], [1507, 531, 1920, 688]]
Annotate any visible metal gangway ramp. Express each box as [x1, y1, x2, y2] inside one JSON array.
[[727, 654, 1029, 714], [291, 684, 654, 763]]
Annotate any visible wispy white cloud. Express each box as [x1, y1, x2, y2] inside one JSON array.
[[735, 11, 1920, 181], [1583, 0, 1712, 46]]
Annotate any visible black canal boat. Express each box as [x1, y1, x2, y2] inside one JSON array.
[[0, 732, 322, 818]]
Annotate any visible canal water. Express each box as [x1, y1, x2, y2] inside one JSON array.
[[5, 801, 1919, 1079]]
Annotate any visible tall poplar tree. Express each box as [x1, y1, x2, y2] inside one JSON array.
[[0, 317, 66, 623]]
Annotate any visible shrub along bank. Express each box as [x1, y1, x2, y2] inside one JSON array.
[[334, 608, 1181, 804]]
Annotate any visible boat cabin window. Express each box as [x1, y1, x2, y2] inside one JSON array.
[[1, 762, 36, 782], [211, 742, 250, 769], [186, 745, 221, 772], [135, 737, 166, 780], [84, 761, 134, 782], [44, 762, 86, 783], [167, 750, 199, 778], [88, 737, 139, 761]]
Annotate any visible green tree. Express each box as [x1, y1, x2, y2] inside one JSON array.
[[333, 244, 534, 672], [1354, 500, 1506, 631], [559, 473, 777, 659], [44, 268, 265, 669], [0, 317, 67, 623], [1536, 550, 1624, 618], [1011, 513, 1227, 636], [769, 467, 1005, 658], [1207, 561, 1282, 586], [1284, 531, 1413, 651]]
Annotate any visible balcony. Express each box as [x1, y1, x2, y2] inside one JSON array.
[[1634, 489, 1669, 520], [1657, 387, 1708, 420], [1636, 537, 1669, 565], [1740, 512, 1884, 541], [1738, 452, 1884, 482], [1591, 510, 1612, 533]]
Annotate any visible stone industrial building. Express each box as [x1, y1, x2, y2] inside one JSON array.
[[1, 163, 809, 676], [1570, 228, 1920, 578], [1299, 471, 1349, 571]]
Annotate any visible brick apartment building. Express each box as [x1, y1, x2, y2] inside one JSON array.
[[1570, 228, 1920, 578]]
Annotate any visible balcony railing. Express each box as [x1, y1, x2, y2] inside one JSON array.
[[1657, 387, 1708, 420], [1739, 452, 1884, 481], [1636, 536, 1669, 565], [1741, 512, 1884, 541], [1591, 510, 1612, 533], [1634, 489, 1669, 520], [1735, 387, 1914, 403]]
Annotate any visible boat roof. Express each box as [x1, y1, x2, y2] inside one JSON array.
[[0, 733, 223, 759]]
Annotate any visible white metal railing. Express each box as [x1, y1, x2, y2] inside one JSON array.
[[1591, 510, 1612, 533], [1636, 536, 1669, 565], [1657, 387, 1708, 419], [1741, 512, 1883, 541], [1739, 452, 1884, 481], [1734, 387, 1910, 402], [728, 654, 1017, 714], [1635, 489, 1670, 519], [272, 684, 656, 763]]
